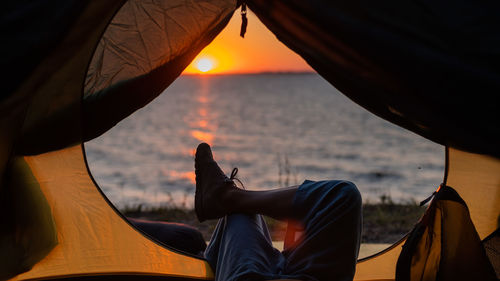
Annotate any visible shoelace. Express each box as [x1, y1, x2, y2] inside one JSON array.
[[228, 167, 245, 189]]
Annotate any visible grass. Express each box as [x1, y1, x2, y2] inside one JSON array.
[[362, 200, 425, 243], [121, 196, 426, 243]]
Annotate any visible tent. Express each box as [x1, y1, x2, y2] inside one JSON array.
[[1, 0, 499, 280]]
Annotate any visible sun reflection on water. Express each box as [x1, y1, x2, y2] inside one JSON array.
[[191, 130, 214, 144], [168, 170, 196, 185], [189, 77, 216, 146]]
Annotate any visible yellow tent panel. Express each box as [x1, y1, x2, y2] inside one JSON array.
[[10, 145, 213, 280]]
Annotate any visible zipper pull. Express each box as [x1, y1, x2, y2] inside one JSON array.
[[240, 3, 248, 38]]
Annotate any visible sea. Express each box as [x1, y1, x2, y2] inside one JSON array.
[[85, 73, 444, 209]]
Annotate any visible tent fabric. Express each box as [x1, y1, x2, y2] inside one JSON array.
[[84, 1, 236, 96], [355, 147, 500, 280], [0, 157, 58, 280], [1, 0, 500, 280], [3, 0, 127, 166], [15, 0, 236, 155], [0, 0, 111, 193], [247, 0, 500, 159], [396, 185, 496, 281], [1, 0, 87, 101], [3, 0, 236, 279], [81, 0, 235, 143], [445, 147, 500, 240], [483, 230, 500, 279], [1, 0, 87, 189], [2, 4, 127, 273], [354, 238, 405, 280], [10, 145, 213, 281]]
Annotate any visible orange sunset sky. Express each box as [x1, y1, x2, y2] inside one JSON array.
[[183, 10, 313, 74]]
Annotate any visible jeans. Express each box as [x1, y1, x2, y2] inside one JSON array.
[[204, 180, 362, 281]]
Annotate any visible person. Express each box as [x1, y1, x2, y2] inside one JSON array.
[[194, 143, 362, 281]]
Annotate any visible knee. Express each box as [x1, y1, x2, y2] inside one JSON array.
[[340, 181, 361, 203], [324, 180, 362, 210], [339, 180, 362, 208], [294, 180, 362, 225]]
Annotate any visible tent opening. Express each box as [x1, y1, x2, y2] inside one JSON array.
[[83, 8, 445, 259]]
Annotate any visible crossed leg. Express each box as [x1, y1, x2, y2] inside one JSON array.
[[195, 143, 362, 281]]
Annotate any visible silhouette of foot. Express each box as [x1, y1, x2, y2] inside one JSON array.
[[194, 143, 236, 222]]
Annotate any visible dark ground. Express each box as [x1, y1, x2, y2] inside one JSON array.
[[122, 200, 426, 243]]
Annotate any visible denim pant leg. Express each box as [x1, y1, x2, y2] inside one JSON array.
[[204, 214, 283, 281], [283, 180, 363, 281]]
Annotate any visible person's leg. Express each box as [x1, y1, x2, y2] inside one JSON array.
[[195, 143, 302, 280], [195, 143, 362, 280], [195, 143, 298, 221], [225, 187, 299, 220], [282, 180, 362, 281], [204, 214, 284, 281], [204, 180, 362, 281]]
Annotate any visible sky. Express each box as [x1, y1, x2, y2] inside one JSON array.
[[183, 10, 313, 74]]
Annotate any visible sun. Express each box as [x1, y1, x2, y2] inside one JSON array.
[[195, 57, 215, 73], [183, 52, 230, 74]]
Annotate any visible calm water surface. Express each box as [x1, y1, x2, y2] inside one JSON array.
[[85, 74, 444, 208]]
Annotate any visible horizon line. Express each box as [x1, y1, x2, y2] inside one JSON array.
[[181, 70, 316, 76]]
